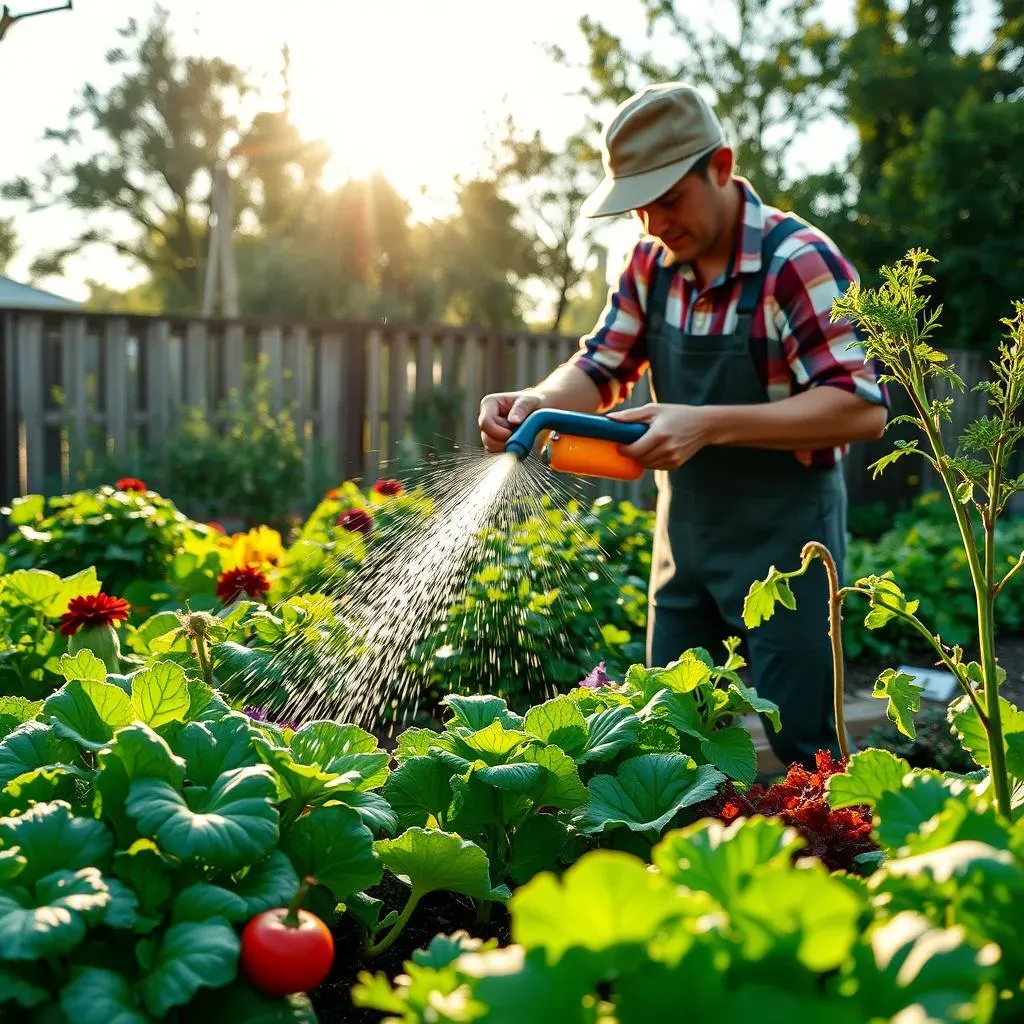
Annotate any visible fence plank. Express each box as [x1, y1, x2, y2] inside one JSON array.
[[284, 324, 309, 438], [415, 332, 433, 400], [388, 330, 408, 457], [223, 323, 245, 403], [461, 333, 481, 445], [16, 316, 44, 494], [183, 322, 209, 410], [104, 319, 130, 459], [1, 314, 16, 506], [144, 320, 171, 449], [61, 317, 88, 481], [258, 326, 284, 413], [514, 335, 532, 389], [365, 329, 382, 481], [318, 332, 343, 483], [342, 329, 366, 481]]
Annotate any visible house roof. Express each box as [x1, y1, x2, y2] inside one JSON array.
[[0, 274, 81, 311]]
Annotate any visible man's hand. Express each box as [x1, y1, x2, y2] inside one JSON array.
[[478, 390, 544, 453], [608, 403, 712, 470]]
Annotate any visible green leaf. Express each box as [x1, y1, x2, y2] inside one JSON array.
[[523, 696, 588, 757], [289, 721, 389, 790], [326, 788, 400, 835], [280, 804, 381, 901], [0, 963, 49, 1008], [827, 748, 911, 810], [60, 967, 150, 1024], [948, 693, 1024, 768], [699, 725, 757, 785], [138, 918, 240, 1018], [873, 668, 924, 739], [579, 706, 641, 762], [188, 980, 318, 1022], [126, 765, 279, 870], [866, 911, 1001, 1021], [742, 567, 797, 629], [232, 850, 300, 917], [873, 773, 955, 853], [0, 867, 110, 960], [878, 840, 1020, 887], [44, 680, 135, 750], [721, 683, 782, 732], [510, 849, 688, 963], [60, 650, 108, 683], [375, 827, 510, 901], [0, 847, 27, 883], [858, 573, 920, 630], [442, 694, 523, 731], [4, 566, 99, 617], [508, 814, 573, 885], [130, 660, 190, 730], [734, 862, 862, 972], [0, 720, 79, 788], [573, 754, 725, 835], [868, 443, 922, 479], [171, 882, 248, 924], [382, 755, 456, 830], [653, 651, 713, 693], [520, 743, 588, 809], [653, 816, 805, 909], [0, 801, 113, 885], [171, 714, 259, 789]]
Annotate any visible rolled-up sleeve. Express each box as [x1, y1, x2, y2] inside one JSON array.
[[771, 242, 890, 408], [568, 242, 656, 409]]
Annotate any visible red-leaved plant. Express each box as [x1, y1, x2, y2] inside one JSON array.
[[693, 751, 877, 873], [338, 508, 373, 536], [371, 478, 404, 497]]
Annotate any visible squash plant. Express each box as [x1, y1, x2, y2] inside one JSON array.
[[354, 751, 1024, 1022], [743, 251, 1024, 821]]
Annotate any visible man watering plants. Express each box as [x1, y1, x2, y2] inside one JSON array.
[[478, 82, 889, 768]]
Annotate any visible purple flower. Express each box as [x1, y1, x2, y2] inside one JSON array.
[[243, 706, 300, 731], [579, 661, 611, 689]]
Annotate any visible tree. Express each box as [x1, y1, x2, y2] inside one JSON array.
[[556, 0, 844, 198], [0, 217, 15, 273], [833, 0, 1024, 349], [2, 7, 246, 312], [0, 2, 71, 47], [494, 125, 603, 332]]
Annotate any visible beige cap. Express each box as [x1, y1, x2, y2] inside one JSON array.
[[582, 83, 725, 218]]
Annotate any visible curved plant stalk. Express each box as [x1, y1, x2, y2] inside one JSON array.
[[364, 886, 423, 958]]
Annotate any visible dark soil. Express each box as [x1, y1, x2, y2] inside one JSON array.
[[309, 873, 512, 1024]]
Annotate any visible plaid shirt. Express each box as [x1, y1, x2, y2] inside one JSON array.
[[570, 179, 889, 468]]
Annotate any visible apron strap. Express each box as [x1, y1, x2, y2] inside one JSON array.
[[645, 254, 674, 335], [736, 216, 808, 316]]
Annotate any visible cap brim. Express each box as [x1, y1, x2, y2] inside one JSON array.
[[581, 147, 716, 218]]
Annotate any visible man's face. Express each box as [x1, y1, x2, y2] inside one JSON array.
[[634, 151, 731, 263]]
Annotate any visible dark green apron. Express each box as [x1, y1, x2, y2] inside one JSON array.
[[644, 218, 848, 767]]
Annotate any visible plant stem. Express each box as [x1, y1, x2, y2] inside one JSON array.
[[282, 876, 315, 927], [995, 551, 1024, 596], [365, 888, 422, 957], [800, 542, 849, 759], [192, 634, 213, 688], [842, 587, 987, 726]]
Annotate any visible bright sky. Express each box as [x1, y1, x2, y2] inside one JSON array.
[[0, 0, 998, 302]]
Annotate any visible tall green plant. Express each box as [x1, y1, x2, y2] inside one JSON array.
[[742, 250, 1024, 819]]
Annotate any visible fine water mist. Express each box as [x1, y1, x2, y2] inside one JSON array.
[[230, 446, 605, 732]]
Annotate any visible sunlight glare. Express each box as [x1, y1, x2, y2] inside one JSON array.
[[285, 5, 500, 218]]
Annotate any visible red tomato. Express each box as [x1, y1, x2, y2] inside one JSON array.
[[240, 907, 335, 997]]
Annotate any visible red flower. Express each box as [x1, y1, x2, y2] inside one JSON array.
[[338, 507, 373, 536], [372, 478, 404, 497], [116, 477, 147, 493], [325, 487, 343, 500], [691, 750, 877, 873], [205, 521, 226, 534], [217, 566, 271, 603], [58, 593, 131, 637]]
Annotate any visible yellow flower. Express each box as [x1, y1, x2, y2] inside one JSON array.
[[220, 525, 284, 570]]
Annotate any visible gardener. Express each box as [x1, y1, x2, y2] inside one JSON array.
[[478, 82, 889, 768]]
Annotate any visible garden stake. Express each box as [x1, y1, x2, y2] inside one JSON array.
[[505, 409, 648, 481]]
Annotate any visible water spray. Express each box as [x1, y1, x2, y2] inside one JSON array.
[[504, 409, 649, 481]]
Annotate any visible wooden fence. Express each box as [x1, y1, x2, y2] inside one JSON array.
[[0, 306, 1001, 522]]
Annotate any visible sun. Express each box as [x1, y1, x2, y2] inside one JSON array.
[[284, 6, 497, 217]]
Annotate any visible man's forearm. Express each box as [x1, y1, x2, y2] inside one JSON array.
[[533, 363, 604, 414], [701, 386, 888, 451]]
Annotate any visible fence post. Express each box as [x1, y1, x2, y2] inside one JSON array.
[[61, 316, 88, 485], [16, 315, 45, 495]]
